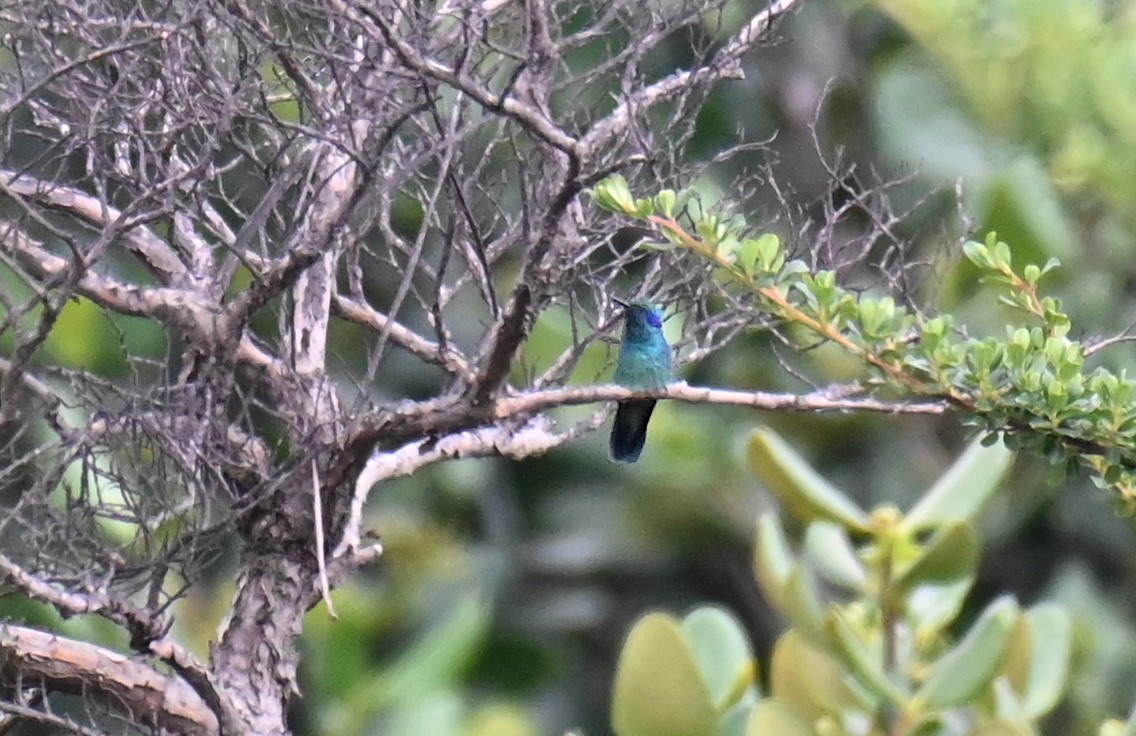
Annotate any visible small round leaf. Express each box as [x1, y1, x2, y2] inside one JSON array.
[[612, 613, 717, 736]]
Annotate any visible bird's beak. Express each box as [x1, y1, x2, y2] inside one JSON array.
[[612, 297, 629, 308]]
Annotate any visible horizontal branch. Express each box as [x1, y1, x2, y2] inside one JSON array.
[[0, 168, 186, 283], [0, 624, 218, 736], [1, 224, 215, 335], [332, 383, 942, 556], [328, 382, 949, 514], [492, 382, 949, 420], [0, 550, 234, 729], [333, 411, 607, 556]]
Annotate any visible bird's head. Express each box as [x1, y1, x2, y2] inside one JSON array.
[[614, 298, 665, 338]]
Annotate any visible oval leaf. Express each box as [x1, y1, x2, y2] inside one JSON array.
[[753, 512, 794, 612], [747, 428, 869, 531], [827, 611, 907, 705], [745, 700, 812, 736], [769, 630, 868, 722], [782, 564, 827, 642], [681, 607, 758, 712], [903, 436, 1013, 532], [916, 596, 1020, 709], [612, 612, 718, 736], [1002, 603, 1071, 718], [893, 521, 979, 595], [804, 521, 867, 590], [908, 579, 975, 639]]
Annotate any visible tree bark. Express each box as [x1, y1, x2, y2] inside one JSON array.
[[211, 554, 316, 736]]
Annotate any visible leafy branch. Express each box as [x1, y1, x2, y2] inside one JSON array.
[[593, 176, 1136, 511]]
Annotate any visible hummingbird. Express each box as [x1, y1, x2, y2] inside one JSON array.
[[610, 299, 674, 462]]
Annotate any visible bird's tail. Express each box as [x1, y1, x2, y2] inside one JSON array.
[[609, 399, 657, 462]]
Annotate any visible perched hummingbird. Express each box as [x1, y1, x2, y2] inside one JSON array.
[[610, 299, 674, 462]]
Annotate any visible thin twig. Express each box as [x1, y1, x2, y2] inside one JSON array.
[[312, 459, 337, 618]]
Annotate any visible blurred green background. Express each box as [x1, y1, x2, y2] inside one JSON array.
[[10, 0, 1136, 734]]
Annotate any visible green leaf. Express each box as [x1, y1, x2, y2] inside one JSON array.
[[717, 235, 740, 262], [1003, 604, 1071, 718], [963, 240, 993, 270], [612, 613, 718, 736], [755, 233, 782, 270], [902, 436, 1014, 531], [803, 521, 867, 590], [907, 579, 975, 639], [744, 700, 811, 736], [859, 296, 897, 338], [698, 216, 726, 246], [681, 607, 758, 712], [594, 175, 637, 214], [633, 197, 656, 218], [739, 233, 783, 276], [747, 428, 870, 531], [893, 521, 978, 595], [781, 564, 827, 642], [779, 259, 810, 278], [738, 239, 762, 276], [753, 512, 794, 609], [990, 238, 1013, 269], [655, 189, 677, 217], [1004, 327, 1032, 367], [915, 596, 1020, 709], [826, 611, 907, 705], [769, 630, 869, 723]]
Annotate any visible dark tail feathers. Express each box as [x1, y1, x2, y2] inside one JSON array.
[[609, 400, 657, 462]]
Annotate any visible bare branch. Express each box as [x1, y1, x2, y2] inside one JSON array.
[[0, 223, 215, 333], [334, 411, 607, 556], [344, 1, 583, 158], [0, 550, 235, 729], [492, 382, 950, 420], [333, 294, 474, 380], [582, 0, 804, 151], [0, 700, 107, 736], [0, 624, 219, 736], [332, 383, 945, 556], [0, 169, 186, 283]]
